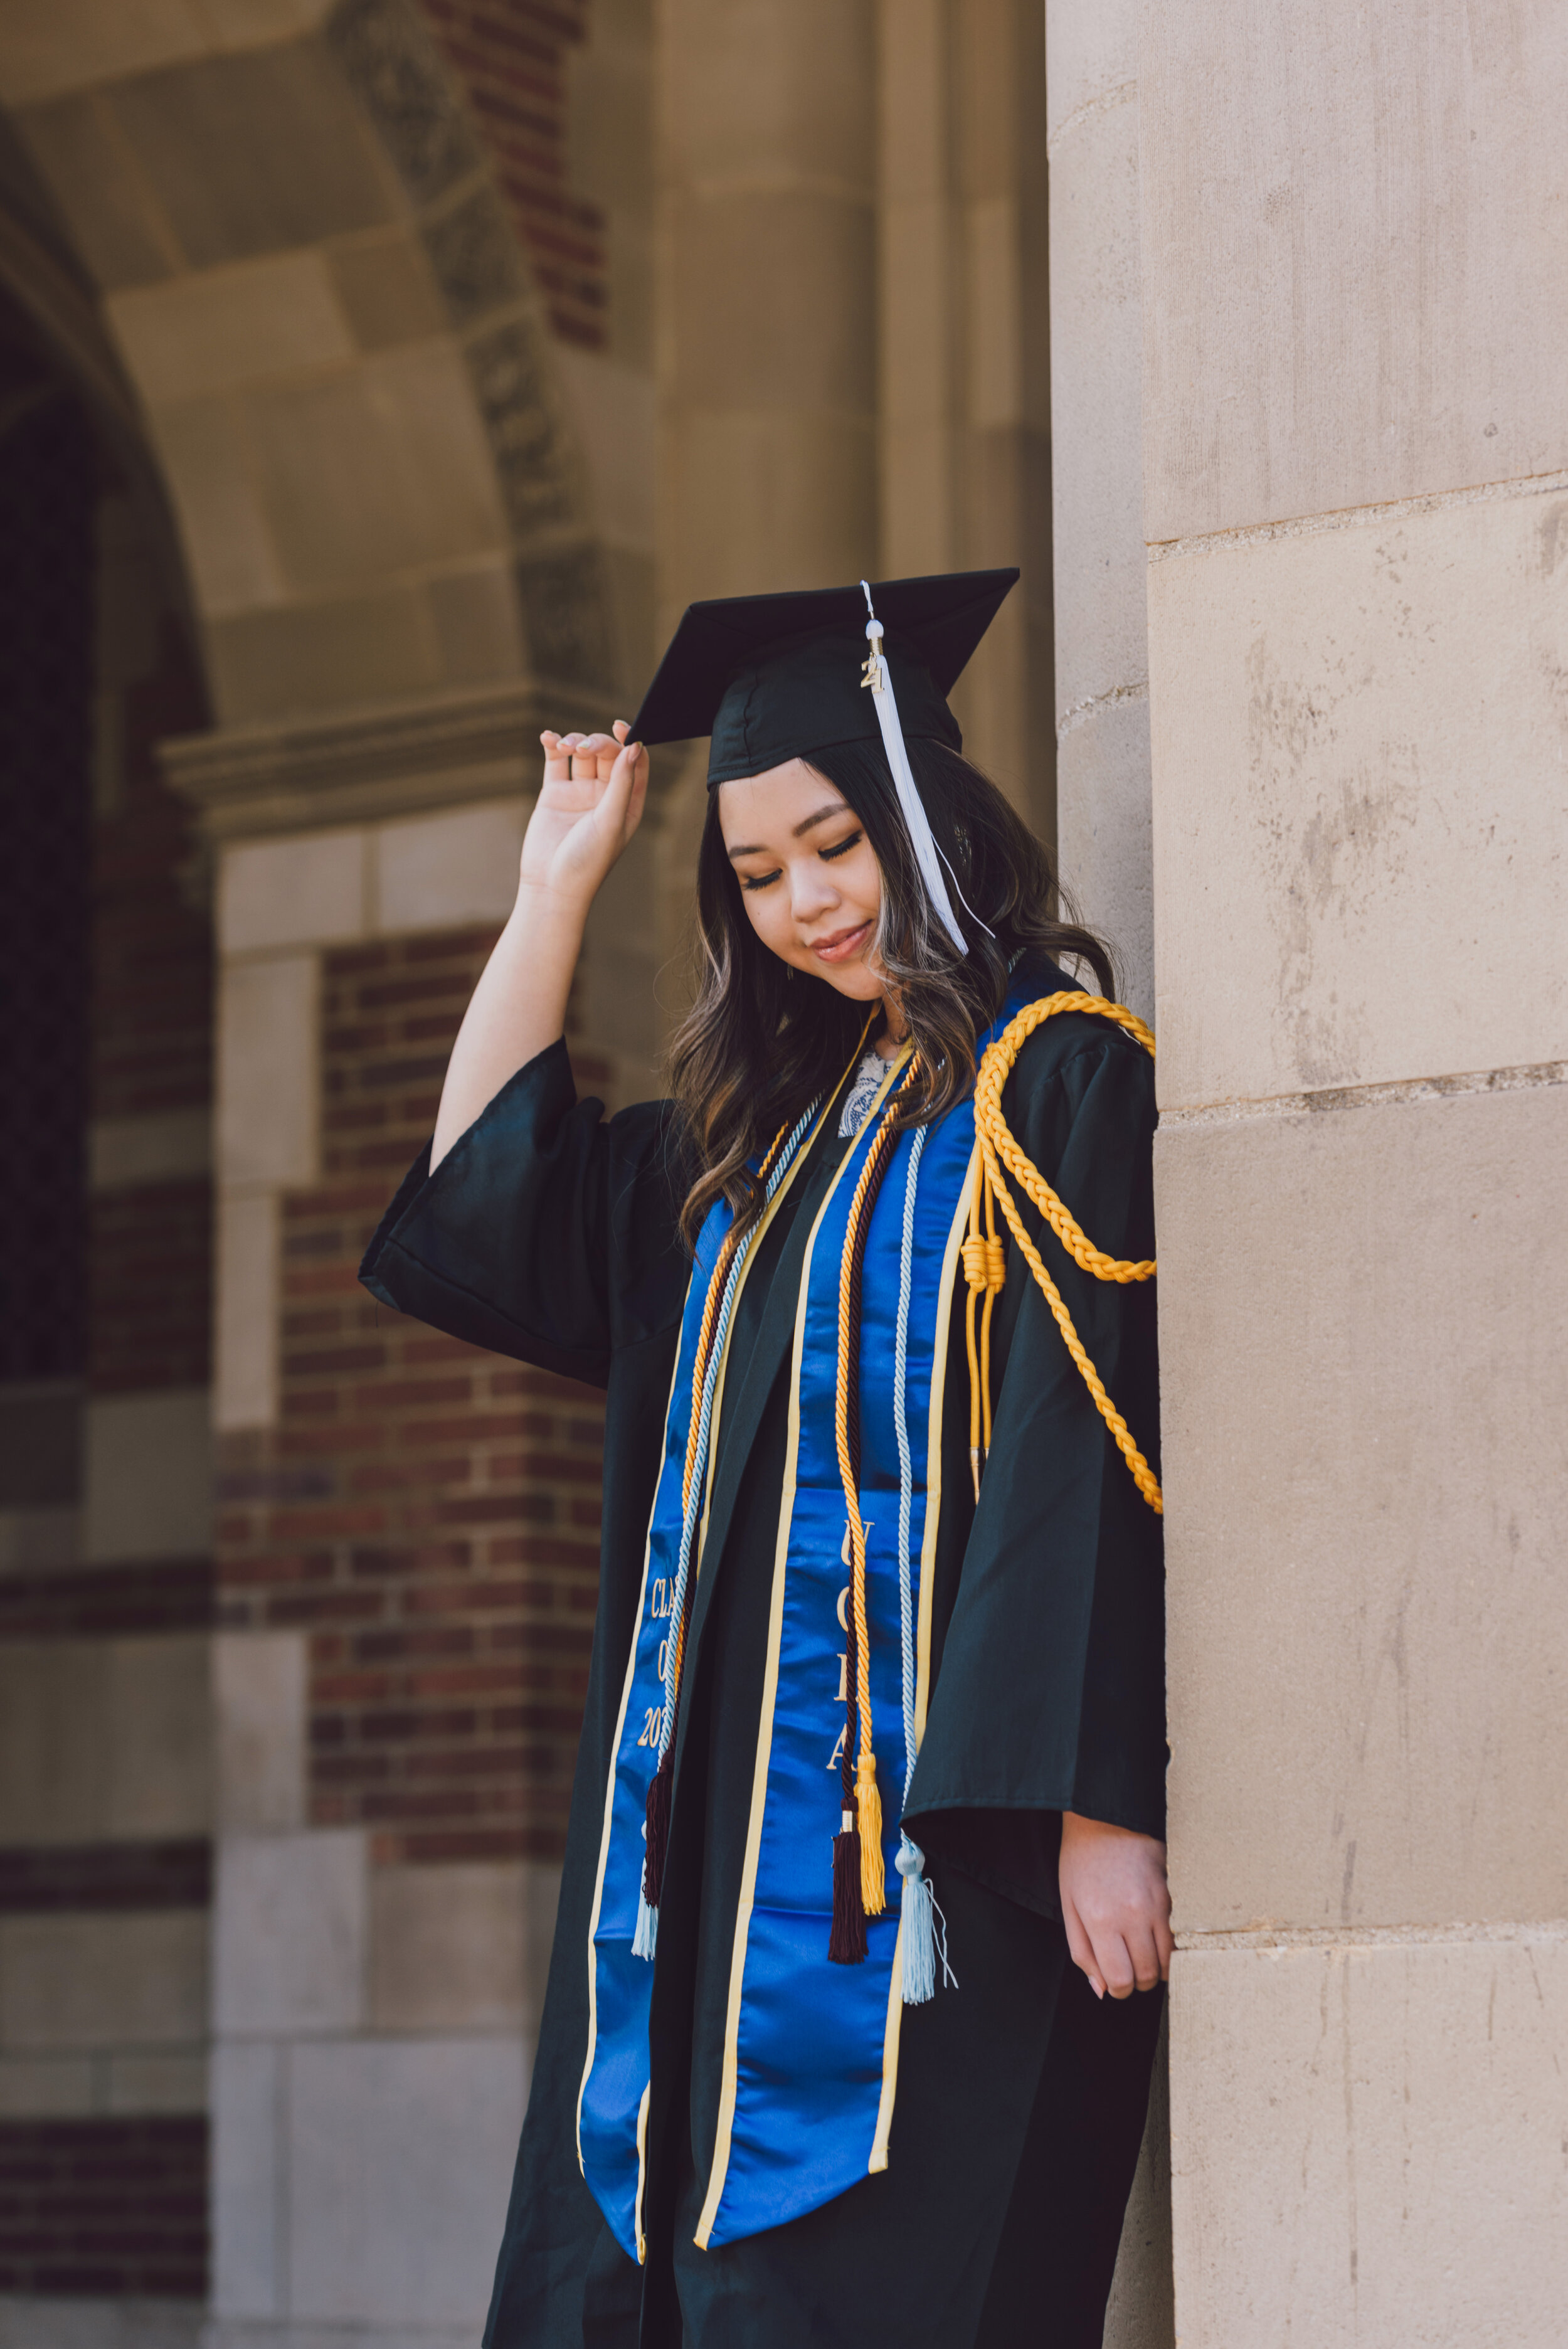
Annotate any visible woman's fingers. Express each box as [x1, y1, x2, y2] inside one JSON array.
[[1094, 1929, 1139, 2001], [1061, 1896, 1106, 2000]]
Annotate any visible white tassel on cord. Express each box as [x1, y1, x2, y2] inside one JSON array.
[[860, 584, 968, 957]]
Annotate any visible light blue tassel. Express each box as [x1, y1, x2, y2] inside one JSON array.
[[897, 1835, 957, 2004], [632, 1890, 658, 1961], [897, 1837, 936, 2004]]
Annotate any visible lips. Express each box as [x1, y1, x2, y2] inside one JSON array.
[[807, 920, 871, 963]]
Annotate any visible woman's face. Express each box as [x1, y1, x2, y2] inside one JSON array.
[[716, 758, 885, 1005]]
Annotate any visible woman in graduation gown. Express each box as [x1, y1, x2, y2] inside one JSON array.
[[361, 570, 1170, 2349]]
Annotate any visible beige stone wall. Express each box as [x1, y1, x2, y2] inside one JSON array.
[[1145, 6, 1568, 2340], [878, 0, 1054, 832]]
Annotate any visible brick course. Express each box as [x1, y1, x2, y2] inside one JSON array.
[[418, 0, 608, 348], [216, 929, 613, 1864], [0, 2115, 207, 2298]]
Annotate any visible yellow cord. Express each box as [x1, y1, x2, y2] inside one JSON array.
[[967, 993, 1163, 1515], [832, 1071, 913, 1919]]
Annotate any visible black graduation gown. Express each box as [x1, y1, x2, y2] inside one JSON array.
[[360, 961, 1167, 2349]]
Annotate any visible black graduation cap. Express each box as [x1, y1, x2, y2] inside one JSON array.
[[628, 568, 1019, 786]]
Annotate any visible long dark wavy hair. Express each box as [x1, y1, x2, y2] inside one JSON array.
[[666, 734, 1115, 1249]]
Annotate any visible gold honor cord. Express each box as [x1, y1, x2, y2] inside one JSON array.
[[831, 1061, 916, 1931], [966, 993, 1163, 1515]]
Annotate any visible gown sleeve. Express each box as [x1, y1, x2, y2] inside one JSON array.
[[358, 1037, 692, 1387], [906, 1015, 1167, 1844]]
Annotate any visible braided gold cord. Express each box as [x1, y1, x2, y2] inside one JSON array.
[[973, 994, 1157, 1283], [971, 994, 1163, 1517]]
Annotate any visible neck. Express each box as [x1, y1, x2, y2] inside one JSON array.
[[874, 997, 908, 1056]]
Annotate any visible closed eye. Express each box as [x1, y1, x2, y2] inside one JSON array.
[[740, 867, 781, 891], [819, 829, 862, 861]]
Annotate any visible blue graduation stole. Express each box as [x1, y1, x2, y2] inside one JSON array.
[[575, 975, 1033, 2257]]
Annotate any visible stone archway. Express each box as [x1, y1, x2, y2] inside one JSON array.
[[0, 12, 657, 2341], [0, 0, 631, 734]]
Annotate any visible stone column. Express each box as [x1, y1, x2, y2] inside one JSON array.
[[1045, 8, 1172, 2336], [1145, 8, 1568, 2340], [655, 0, 878, 620], [878, 0, 1054, 832], [1046, 0, 1152, 1017], [652, 0, 879, 974]]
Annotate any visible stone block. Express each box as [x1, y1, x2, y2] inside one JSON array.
[[0, 2299, 206, 2349], [1045, 0, 1136, 143], [109, 252, 354, 407], [90, 1108, 211, 1191], [105, 2049, 207, 2113], [1056, 689, 1153, 1026], [285, 2034, 526, 2326], [0, 1912, 208, 2052], [0, 1505, 78, 1572], [1149, 484, 1568, 1108], [0, 1386, 80, 1509], [664, 0, 874, 193], [244, 341, 506, 595], [16, 95, 175, 289], [554, 351, 655, 553], [82, 1389, 213, 1566], [213, 1831, 366, 2037], [149, 393, 286, 618], [0, 2055, 94, 2118], [209, 2037, 282, 2318], [1170, 1936, 1568, 2345], [1159, 1083, 1568, 1933], [218, 953, 317, 1188], [213, 1630, 307, 1833], [107, 45, 393, 271], [373, 802, 525, 934], [327, 229, 447, 352], [669, 190, 876, 413], [426, 561, 525, 690], [205, 585, 443, 723], [215, 1187, 279, 1433], [1143, 6, 1568, 538], [0, 4, 210, 107], [1047, 93, 1146, 711], [661, 412, 876, 604], [220, 830, 367, 954], [369, 1861, 554, 2035]]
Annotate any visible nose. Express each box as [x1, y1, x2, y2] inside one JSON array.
[[788, 855, 839, 924]]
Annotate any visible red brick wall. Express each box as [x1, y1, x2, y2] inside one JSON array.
[[0, 2116, 207, 2298], [216, 928, 612, 1864], [418, 0, 608, 349]]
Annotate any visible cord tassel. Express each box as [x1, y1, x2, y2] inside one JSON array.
[[829, 1813, 868, 1965], [896, 1837, 935, 2003], [641, 1751, 672, 1910], [632, 1889, 658, 1959], [856, 1748, 886, 1914]]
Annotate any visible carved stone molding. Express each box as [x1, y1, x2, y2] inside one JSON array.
[[160, 678, 610, 842]]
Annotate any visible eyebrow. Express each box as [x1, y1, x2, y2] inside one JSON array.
[[725, 802, 852, 860]]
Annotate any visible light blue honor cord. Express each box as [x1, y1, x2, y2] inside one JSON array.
[[891, 1123, 954, 2001]]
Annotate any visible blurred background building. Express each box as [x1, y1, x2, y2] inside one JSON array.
[[0, 3, 1561, 2347]]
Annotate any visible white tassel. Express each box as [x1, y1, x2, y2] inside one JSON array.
[[860, 588, 968, 957], [633, 1890, 658, 1961]]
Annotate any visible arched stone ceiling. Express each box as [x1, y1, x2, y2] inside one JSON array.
[[0, 0, 620, 733]]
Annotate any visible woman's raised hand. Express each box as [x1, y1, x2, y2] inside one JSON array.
[[521, 721, 649, 913]]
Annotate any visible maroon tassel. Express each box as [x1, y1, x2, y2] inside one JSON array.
[[642, 1753, 672, 1906], [829, 1817, 868, 1965]]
